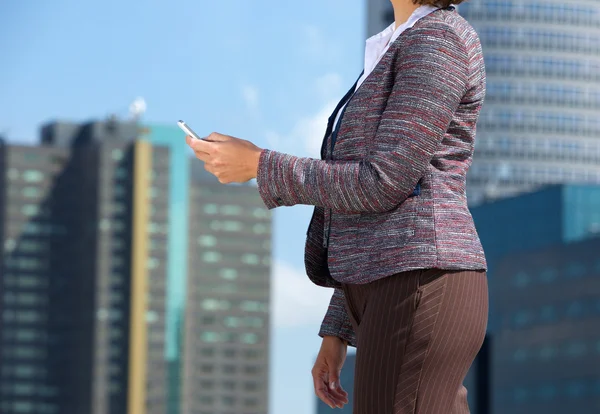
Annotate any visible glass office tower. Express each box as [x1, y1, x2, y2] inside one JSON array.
[[145, 125, 190, 414], [456, 1, 600, 204], [470, 184, 600, 413], [367, 0, 600, 205]]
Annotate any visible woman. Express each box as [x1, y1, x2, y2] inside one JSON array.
[[187, 0, 488, 412]]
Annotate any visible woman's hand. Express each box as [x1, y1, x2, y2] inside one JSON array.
[[312, 336, 349, 409], [186, 132, 263, 184]]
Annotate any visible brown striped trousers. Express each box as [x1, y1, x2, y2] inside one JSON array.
[[341, 269, 488, 414]]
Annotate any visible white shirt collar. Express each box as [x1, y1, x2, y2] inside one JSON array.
[[362, 5, 440, 78]]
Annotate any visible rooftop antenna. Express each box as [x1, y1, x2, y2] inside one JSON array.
[[129, 97, 147, 122]]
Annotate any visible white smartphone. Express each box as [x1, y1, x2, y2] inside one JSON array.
[[177, 120, 204, 141]]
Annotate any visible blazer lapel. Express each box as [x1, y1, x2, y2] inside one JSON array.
[[320, 70, 364, 160]]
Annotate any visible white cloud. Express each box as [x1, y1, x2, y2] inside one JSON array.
[[241, 84, 260, 111], [262, 73, 343, 156], [314, 73, 343, 101], [295, 100, 338, 156], [271, 260, 333, 328], [299, 25, 341, 63]]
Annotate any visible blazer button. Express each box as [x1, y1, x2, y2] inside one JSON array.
[[276, 197, 283, 204]]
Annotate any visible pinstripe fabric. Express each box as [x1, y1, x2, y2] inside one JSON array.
[[342, 270, 488, 414]]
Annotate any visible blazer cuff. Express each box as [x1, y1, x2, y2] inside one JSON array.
[[318, 288, 357, 348], [256, 149, 301, 209]]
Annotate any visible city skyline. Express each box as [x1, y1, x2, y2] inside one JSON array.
[[0, 119, 274, 414], [0, 1, 364, 413]]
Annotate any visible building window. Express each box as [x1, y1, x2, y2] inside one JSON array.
[[241, 254, 260, 265], [240, 301, 268, 313], [223, 349, 236, 358], [201, 299, 231, 311], [198, 235, 217, 247], [240, 333, 259, 345], [200, 348, 215, 357], [7, 168, 19, 180], [200, 332, 221, 343], [200, 364, 215, 373], [147, 258, 160, 269], [253, 208, 269, 218], [21, 205, 39, 216], [221, 205, 242, 215], [253, 224, 268, 234], [512, 271, 531, 288], [223, 365, 237, 374], [22, 187, 41, 198], [112, 149, 124, 161], [220, 268, 238, 280], [202, 252, 222, 263], [203, 204, 218, 214]]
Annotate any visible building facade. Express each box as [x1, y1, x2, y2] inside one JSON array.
[[366, 0, 600, 205], [145, 124, 191, 414], [454, 1, 600, 204], [0, 120, 169, 414], [492, 236, 600, 414], [182, 163, 272, 414], [470, 184, 600, 413]]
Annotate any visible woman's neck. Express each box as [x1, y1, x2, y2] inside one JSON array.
[[390, 0, 421, 29]]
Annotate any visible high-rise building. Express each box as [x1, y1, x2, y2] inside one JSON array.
[[182, 162, 272, 414], [366, 1, 600, 205], [145, 124, 191, 414], [453, 1, 600, 204], [366, 0, 394, 37], [316, 353, 356, 414], [470, 184, 600, 414], [1, 120, 275, 414], [491, 236, 600, 414], [0, 120, 170, 414]]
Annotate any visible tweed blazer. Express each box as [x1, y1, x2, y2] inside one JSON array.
[[256, 8, 487, 345]]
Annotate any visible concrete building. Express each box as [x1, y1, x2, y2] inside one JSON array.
[[0, 120, 169, 414], [182, 162, 272, 414], [1, 120, 274, 414]]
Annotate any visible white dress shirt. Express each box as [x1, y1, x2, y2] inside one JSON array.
[[333, 5, 441, 130]]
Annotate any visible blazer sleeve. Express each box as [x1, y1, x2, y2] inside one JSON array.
[[318, 288, 356, 348], [256, 23, 469, 213]]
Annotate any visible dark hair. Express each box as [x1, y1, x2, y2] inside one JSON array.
[[413, 0, 467, 6]]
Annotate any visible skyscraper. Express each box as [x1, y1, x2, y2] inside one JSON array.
[[145, 124, 191, 414], [1, 120, 275, 414], [366, 1, 600, 205], [470, 184, 600, 414], [366, 0, 394, 37], [452, 1, 600, 204], [182, 162, 272, 414], [0, 120, 169, 414]]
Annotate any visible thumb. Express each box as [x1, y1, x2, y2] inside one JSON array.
[[328, 369, 341, 391]]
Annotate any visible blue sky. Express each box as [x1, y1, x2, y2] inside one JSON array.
[[0, 1, 365, 413]]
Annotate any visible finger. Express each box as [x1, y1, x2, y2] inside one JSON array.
[[194, 150, 210, 162], [315, 372, 346, 408], [328, 381, 349, 403], [327, 370, 348, 405], [206, 132, 230, 142], [187, 137, 214, 154], [314, 379, 339, 409]]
